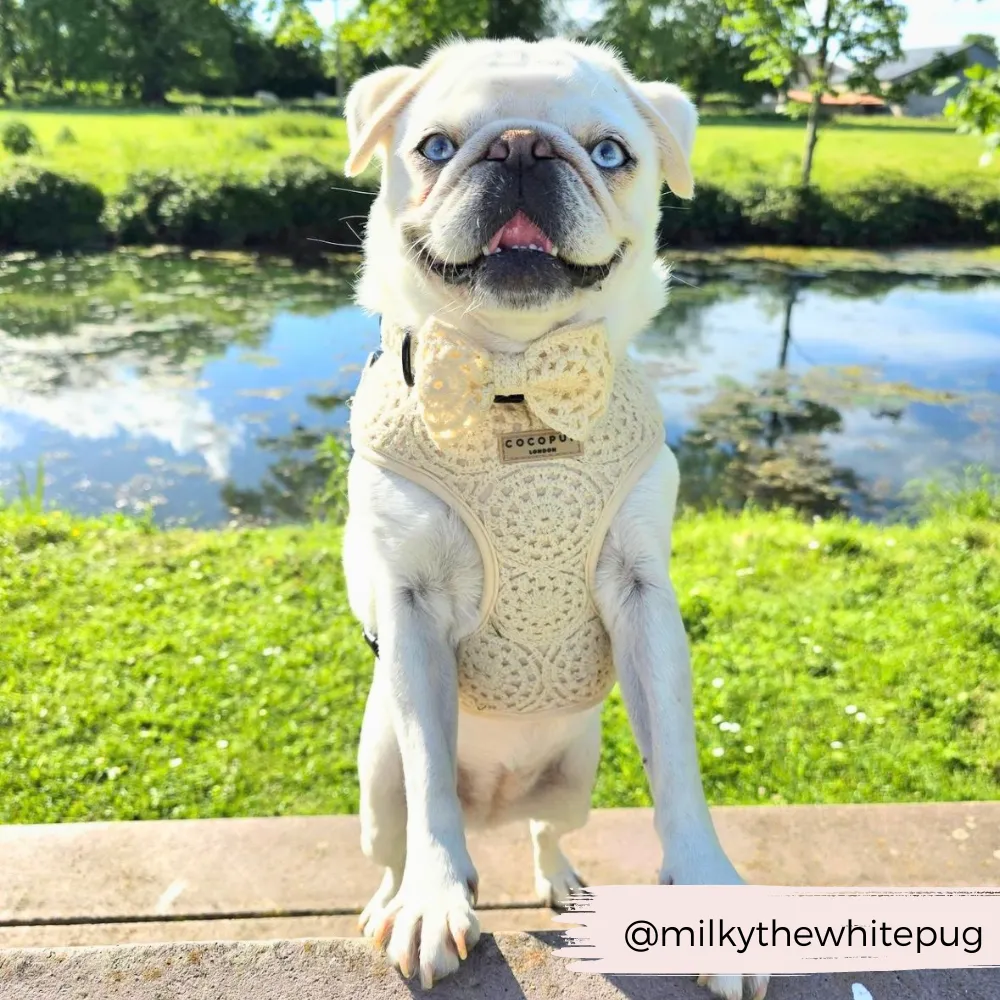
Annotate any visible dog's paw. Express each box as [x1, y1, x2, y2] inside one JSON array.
[[696, 974, 769, 1000], [359, 867, 401, 937], [371, 879, 480, 988], [534, 859, 585, 910]]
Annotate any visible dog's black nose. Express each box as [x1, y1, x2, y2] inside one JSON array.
[[485, 129, 556, 168]]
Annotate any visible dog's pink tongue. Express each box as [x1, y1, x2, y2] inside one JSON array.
[[488, 211, 553, 253]]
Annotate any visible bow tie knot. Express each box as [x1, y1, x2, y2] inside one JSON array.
[[411, 319, 614, 450]]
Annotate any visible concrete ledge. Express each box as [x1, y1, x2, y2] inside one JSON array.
[[3, 803, 999, 949], [2, 934, 999, 1000]]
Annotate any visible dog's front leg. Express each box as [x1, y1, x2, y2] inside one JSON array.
[[369, 577, 479, 988], [595, 448, 768, 1000]]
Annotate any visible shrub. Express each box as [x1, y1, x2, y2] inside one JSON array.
[[0, 166, 105, 249], [1, 120, 39, 156], [54, 126, 78, 145], [262, 114, 333, 138], [104, 158, 377, 252], [242, 130, 272, 150]]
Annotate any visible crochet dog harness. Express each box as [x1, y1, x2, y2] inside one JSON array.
[[350, 317, 664, 717]]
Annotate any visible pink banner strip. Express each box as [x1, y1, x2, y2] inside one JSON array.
[[554, 886, 1000, 975]]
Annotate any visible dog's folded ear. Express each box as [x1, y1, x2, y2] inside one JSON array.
[[629, 81, 697, 200], [344, 65, 422, 177]]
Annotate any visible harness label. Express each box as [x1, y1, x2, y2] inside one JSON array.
[[498, 428, 583, 463]]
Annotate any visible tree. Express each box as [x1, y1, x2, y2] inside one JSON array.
[[103, 0, 237, 103], [962, 33, 997, 58], [724, 0, 906, 186], [588, 0, 765, 106], [341, 0, 551, 67], [0, 0, 25, 97], [940, 62, 1000, 166]]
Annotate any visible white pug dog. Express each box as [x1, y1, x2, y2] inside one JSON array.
[[341, 38, 768, 1000]]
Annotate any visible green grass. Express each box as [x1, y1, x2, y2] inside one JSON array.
[[2, 498, 998, 824], [0, 109, 351, 193], [0, 109, 996, 195], [694, 117, 999, 191]]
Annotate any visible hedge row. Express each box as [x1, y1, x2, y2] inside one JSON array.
[[0, 160, 998, 252]]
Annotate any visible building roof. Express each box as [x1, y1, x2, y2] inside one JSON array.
[[874, 44, 970, 82], [786, 89, 887, 107]]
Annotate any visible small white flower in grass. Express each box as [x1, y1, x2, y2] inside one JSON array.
[[807, 539, 820, 550], [145, 577, 156, 587], [812, 645, 823, 654], [729, 722, 741, 733], [855, 712, 867, 723], [744, 745, 754, 753], [712, 714, 724, 724], [712, 747, 725, 757], [712, 677, 724, 689], [106, 766, 122, 780], [830, 741, 844, 750], [736, 567, 754, 577], [189, 655, 204, 666], [133, 583, 144, 593], [274, 594, 283, 604], [189, 560, 201, 569], [885, 538, 896, 547], [169, 757, 182, 768], [216, 739, 229, 750], [845, 705, 857, 715]]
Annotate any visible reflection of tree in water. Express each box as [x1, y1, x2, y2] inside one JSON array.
[[221, 393, 350, 523], [674, 278, 870, 517]]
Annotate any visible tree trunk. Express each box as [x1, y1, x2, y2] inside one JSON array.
[[801, 0, 835, 187], [140, 72, 168, 105], [801, 92, 822, 186]]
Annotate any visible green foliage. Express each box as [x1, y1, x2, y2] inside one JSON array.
[[1, 119, 38, 154], [342, 0, 489, 63], [0, 165, 105, 249], [0, 0, 336, 103], [103, 156, 376, 251], [941, 63, 1000, 166], [2, 494, 997, 823], [658, 174, 1000, 248], [723, 0, 906, 183], [588, 0, 766, 105], [725, 0, 905, 93], [54, 125, 78, 145]]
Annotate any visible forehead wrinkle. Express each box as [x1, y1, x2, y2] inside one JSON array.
[[408, 73, 642, 145]]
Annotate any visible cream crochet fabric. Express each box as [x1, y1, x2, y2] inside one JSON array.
[[350, 320, 665, 717]]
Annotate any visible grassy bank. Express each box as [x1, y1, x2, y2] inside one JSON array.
[[2, 492, 998, 824], [0, 110, 998, 251], [1, 110, 995, 194]]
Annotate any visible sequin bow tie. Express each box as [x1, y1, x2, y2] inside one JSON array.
[[412, 318, 614, 450]]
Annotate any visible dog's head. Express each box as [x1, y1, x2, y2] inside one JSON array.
[[346, 39, 696, 351]]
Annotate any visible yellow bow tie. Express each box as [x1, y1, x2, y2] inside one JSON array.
[[411, 319, 614, 450]]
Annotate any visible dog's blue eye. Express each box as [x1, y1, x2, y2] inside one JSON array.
[[591, 138, 628, 169], [419, 133, 457, 163]]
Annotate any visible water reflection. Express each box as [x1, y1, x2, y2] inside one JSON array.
[[0, 251, 997, 524]]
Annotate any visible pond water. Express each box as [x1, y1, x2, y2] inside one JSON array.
[[1, 251, 997, 525]]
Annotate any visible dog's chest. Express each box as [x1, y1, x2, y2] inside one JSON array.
[[351, 352, 664, 717]]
